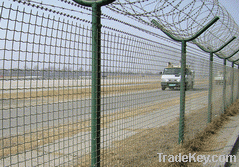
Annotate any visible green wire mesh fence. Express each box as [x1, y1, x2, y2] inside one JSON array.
[[0, 0, 239, 166], [212, 62, 224, 117]]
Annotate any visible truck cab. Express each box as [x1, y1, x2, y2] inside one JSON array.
[[214, 71, 223, 85], [161, 64, 195, 90]]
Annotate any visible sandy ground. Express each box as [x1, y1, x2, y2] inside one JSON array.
[[75, 105, 209, 166], [0, 77, 231, 166], [0, 88, 212, 166]]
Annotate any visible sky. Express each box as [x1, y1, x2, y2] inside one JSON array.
[[218, 0, 239, 25]]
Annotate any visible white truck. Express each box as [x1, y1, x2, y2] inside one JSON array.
[[214, 71, 223, 85], [161, 63, 195, 90]]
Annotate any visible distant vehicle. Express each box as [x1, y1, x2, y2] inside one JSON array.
[[161, 63, 195, 90], [214, 71, 223, 85], [102, 73, 107, 78]]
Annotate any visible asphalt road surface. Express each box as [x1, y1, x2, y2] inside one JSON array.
[[0, 82, 209, 138]]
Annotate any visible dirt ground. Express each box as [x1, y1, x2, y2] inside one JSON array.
[[77, 99, 239, 167]]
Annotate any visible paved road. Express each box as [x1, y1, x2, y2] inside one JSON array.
[[0, 84, 208, 138]]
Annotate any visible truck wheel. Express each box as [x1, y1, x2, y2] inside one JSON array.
[[162, 87, 166, 90]]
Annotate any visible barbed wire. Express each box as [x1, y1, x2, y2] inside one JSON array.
[[55, 0, 229, 62], [108, 0, 239, 62], [8, 0, 239, 63], [9, 0, 93, 24], [56, 0, 186, 45], [6, 0, 186, 54], [9, 0, 183, 46]]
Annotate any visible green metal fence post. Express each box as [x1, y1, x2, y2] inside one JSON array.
[[72, 0, 115, 166], [208, 53, 213, 123], [223, 59, 227, 111], [179, 40, 186, 144], [91, 3, 101, 166], [231, 62, 234, 104]]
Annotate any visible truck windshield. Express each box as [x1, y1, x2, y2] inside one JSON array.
[[163, 68, 181, 75]]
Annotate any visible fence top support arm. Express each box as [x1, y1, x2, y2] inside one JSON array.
[[151, 16, 219, 42], [232, 50, 239, 63], [226, 48, 239, 60], [234, 58, 239, 63], [151, 19, 181, 42], [73, 0, 115, 7], [213, 36, 236, 53], [193, 36, 236, 55], [189, 16, 219, 41]]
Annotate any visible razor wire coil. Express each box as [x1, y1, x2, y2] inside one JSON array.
[[8, 0, 238, 63], [108, 0, 239, 63]]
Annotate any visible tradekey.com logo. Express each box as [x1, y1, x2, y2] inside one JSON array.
[[157, 153, 236, 165]]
